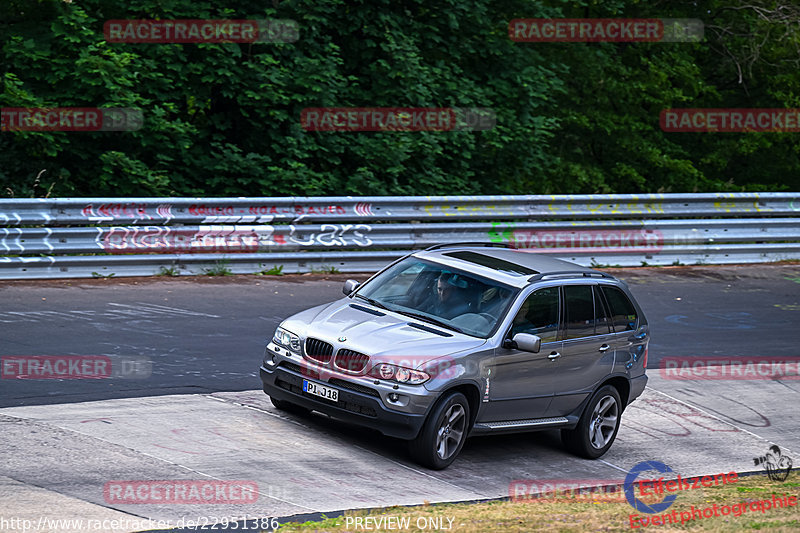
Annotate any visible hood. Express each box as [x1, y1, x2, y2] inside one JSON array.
[[282, 298, 486, 367]]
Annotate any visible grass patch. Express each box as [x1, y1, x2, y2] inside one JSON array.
[[277, 472, 800, 532], [258, 265, 285, 276], [310, 265, 340, 274], [157, 266, 180, 276], [203, 259, 232, 276]]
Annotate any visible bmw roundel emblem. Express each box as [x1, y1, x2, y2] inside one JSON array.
[[338, 336, 347, 342]]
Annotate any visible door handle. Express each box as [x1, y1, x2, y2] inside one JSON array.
[[548, 352, 561, 361], [599, 344, 610, 353]]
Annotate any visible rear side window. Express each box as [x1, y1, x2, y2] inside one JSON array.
[[594, 285, 611, 335], [601, 286, 638, 331], [564, 285, 595, 339], [511, 287, 559, 343]]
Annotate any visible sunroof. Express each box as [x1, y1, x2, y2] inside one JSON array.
[[443, 251, 538, 276]]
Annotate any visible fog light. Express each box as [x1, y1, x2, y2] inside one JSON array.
[[388, 393, 399, 402]]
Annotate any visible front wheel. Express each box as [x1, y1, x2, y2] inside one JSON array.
[[409, 391, 470, 470], [562, 385, 621, 459]]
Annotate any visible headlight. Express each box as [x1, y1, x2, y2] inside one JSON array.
[[273, 327, 300, 352], [369, 363, 430, 385]]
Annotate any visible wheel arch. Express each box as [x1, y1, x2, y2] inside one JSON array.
[[438, 382, 482, 430], [599, 375, 630, 411]]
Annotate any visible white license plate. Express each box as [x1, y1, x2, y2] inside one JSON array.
[[303, 379, 338, 402]]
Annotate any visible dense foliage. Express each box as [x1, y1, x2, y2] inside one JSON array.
[[1, 0, 798, 197]]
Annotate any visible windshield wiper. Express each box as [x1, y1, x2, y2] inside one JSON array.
[[397, 311, 465, 334], [354, 294, 390, 311]]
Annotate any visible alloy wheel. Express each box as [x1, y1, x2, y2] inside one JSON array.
[[435, 404, 466, 460], [588, 395, 619, 449]]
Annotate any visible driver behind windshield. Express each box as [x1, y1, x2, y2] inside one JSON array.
[[426, 272, 472, 319]]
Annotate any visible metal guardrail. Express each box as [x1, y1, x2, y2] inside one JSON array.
[[1, 193, 798, 279]]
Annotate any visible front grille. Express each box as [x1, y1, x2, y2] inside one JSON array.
[[334, 349, 370, 373], [278, 361, 325, 380], [280, 362, 303, 373], [305, 338, 333, 364], [344, 402, 377, 417], [329, 378, 380, 398]]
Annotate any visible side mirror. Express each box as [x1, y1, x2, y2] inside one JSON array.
[[343, 279, 361, 296], [511, 333, 541, 353]]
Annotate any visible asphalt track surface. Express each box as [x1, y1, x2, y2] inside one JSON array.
[[2, 264, 799, 407], [0, 264, 799, 532]]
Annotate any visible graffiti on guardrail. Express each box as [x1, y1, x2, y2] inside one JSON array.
[[192, 204, 364, 223], [2, 194, 799, 278], [422, 203, 517, 217], [286, 224, 372, 247], [97, 224, 373, 252], [713, 201, 762, 213], [547, 202, 666, 216], [101, 226, 264, 253], [82, 203, 175, 223], [77, 202, 371, 224]]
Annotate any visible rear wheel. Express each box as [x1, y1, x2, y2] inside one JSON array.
[[409, 391, 470, 470], [270, 396, 311, 416], [562, 385, 621, 459]]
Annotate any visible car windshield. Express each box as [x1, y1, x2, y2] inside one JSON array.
[[355, 257, 518, 338]]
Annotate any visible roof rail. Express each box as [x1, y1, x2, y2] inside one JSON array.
[[424, 242, 514, 251], [527, 270, 614, 282]]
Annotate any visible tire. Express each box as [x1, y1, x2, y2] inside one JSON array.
[[409, 391, 470, 470], [562, 385, 621, 459], [270, 396, 311, 416]]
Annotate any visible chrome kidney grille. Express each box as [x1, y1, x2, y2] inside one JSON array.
[[305, 338, 333, 364], [304, 338, 369, 374], [334, 349, 370, 374]]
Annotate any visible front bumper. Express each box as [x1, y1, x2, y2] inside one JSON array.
[[259, 362, 427, 440]]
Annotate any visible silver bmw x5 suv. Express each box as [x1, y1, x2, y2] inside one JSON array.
[[260, 243, 648, 469]]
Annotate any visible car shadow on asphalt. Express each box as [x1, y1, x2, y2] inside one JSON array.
[[286, 409, 573, 478]]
